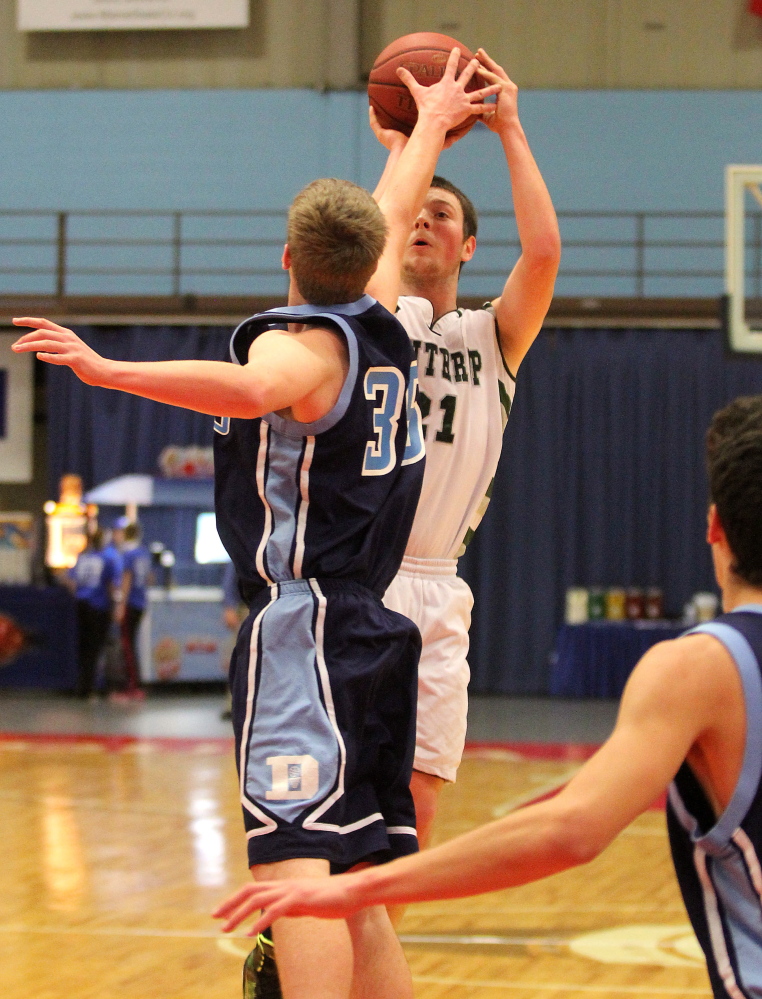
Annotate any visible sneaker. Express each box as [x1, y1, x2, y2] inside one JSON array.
[[243, 933, 282, 999]]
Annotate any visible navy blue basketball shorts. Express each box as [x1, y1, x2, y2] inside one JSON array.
[[229, 577, 421, 872]]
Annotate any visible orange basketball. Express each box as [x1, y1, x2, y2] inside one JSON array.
[[368, 32, 486, 141]]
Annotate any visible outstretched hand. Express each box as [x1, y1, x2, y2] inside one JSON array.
[[212, 875, 363, 936], [474, 48, 519, 134], [11, 318, 108, 386], [397, 47, 501, 139]]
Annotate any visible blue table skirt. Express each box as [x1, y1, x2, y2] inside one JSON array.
[[550, 620, 687, 698], [0, 586, 78, 690]]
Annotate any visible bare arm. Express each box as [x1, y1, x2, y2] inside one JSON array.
[[369, 107, 408, 205], [11, 319, 342, 419], [214, 633, 742, 931], [477, 49, 561, 375], [367, 49, 501, 312]]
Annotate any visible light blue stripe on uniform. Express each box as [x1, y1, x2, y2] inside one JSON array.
[[263, 433, 304, 581], [679, 621, 762, 853], [710, 847, 762, 998], [244, 581, 341, 825], [669, 610, 762, 996]]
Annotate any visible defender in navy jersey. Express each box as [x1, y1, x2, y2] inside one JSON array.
[[211, 396, 762, 999], [13, 47, 502, 999], [214, 295, 425, 871]]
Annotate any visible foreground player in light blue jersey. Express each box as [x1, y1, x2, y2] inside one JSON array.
[[11, 50, 501, 999], [216, 396, 762, 999]]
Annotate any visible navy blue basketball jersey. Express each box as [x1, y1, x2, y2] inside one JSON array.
[[213, 295, 425, 598], [667, 605, 762, 999]]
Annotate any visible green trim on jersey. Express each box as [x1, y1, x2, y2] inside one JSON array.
[[498, 379, 512, 430], [481, 302, 517, 383], [455, 477, 495, 558]]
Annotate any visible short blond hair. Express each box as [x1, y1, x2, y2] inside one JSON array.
[[287, 178, 387, 305]]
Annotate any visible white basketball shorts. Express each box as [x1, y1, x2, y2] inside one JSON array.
[[383, 556, 473, 782]]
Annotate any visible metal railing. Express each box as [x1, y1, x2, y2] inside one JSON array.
[[0, 208, 760, 299]]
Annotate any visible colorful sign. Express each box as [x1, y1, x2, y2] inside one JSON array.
[[17, 0, 249, 31], [0, 334, 33, 483], [140, 587, 233, 683]]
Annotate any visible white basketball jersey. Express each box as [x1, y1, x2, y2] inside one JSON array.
[[396, 296, 515, 559]]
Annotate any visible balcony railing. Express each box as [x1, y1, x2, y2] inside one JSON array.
[[0, 208, 760, 301]]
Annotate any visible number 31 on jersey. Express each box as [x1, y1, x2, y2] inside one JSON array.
[[362, 363, 424, 476]]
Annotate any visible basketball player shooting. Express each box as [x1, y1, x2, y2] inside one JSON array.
[[215, 396, 762, 999], [376, 47, 561, 860], [11, 50, 500, 999]]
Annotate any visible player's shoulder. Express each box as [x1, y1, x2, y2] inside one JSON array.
[[626, 631, 739, 707]]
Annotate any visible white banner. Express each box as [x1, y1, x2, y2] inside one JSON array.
[[17, 0, 249, 31], [0, 333, 33, 484]]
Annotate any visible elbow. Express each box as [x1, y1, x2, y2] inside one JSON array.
[[527, 235, 562, 275], [545, 804, 608, 868]]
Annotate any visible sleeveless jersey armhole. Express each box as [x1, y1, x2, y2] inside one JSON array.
[[228, 309, 360, 439], [670, 621, 762, 853], [481, 302, 516, 383]]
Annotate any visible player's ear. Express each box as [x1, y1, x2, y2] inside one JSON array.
[[707, 504, 724, 545], [281, 243, 291, 271], [460, 235, 476, 265]]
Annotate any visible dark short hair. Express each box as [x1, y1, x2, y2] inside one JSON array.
[[430, 175, 478, 242], [706, 395, 762, 586]]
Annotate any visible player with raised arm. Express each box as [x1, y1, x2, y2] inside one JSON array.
[[215, 395, 762, 999], [11, 51, 500, 999], [374, 48, 561, 855]]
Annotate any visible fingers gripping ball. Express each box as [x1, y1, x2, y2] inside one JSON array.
[[368, 32, 486, 140]]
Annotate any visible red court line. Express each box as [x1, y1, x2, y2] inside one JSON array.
[[463, 740, 601, 762], [0, 733, 667, 809], [0, 732, 234, 753]]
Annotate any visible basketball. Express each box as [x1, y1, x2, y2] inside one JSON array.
[[368, 32, 486, 141]]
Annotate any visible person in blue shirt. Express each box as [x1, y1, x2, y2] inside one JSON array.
[[116, 521, 152, 701], [69, 528, 121, 698]]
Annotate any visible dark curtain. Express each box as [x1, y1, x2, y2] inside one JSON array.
[[47, 325, 762, 692], [47, 325, 232, 585], [47, 325, 231, 494], [459, 327, 762, 695]]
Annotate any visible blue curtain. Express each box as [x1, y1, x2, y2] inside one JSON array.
[[459, 327, 762, 694], [47, 325, 231, 585], [47, 325, 230, 493], [47, 324, 762, 692]]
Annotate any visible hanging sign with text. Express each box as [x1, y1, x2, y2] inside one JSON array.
[[17, 0, 249, 31]]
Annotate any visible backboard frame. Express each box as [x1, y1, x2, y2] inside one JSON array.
[[725, 164, 762, 354]]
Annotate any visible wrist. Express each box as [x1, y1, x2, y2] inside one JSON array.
[[352, 863, 394, 908], [497, 115, 526, 144]]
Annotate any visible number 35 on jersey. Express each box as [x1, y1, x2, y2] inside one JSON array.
[[362, 362, 424, 476]]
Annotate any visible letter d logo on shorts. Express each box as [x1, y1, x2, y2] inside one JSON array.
[[265, 755, 319, 800]]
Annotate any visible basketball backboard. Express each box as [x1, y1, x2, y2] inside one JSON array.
[[725, 164, 762, 353]]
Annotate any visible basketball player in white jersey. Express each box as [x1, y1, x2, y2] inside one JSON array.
[[373, 48, 561, 851]]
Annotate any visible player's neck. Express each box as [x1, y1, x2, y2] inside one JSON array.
[[400, 274, 459, 324], [722, 576, 762, 613], [287, 279, 307, 307]]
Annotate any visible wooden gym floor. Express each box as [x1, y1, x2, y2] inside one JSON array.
[[0, 695, 709, 999]]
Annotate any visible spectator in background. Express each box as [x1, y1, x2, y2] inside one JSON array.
[[69, 528, 121, 698], [116, 521, 152, 702]]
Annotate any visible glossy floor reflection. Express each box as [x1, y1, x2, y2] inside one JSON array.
[[0, 702, 707, 999]]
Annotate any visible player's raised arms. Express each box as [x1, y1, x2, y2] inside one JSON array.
[[473, 49, 561, 375], [367, 47, 501, 312]]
